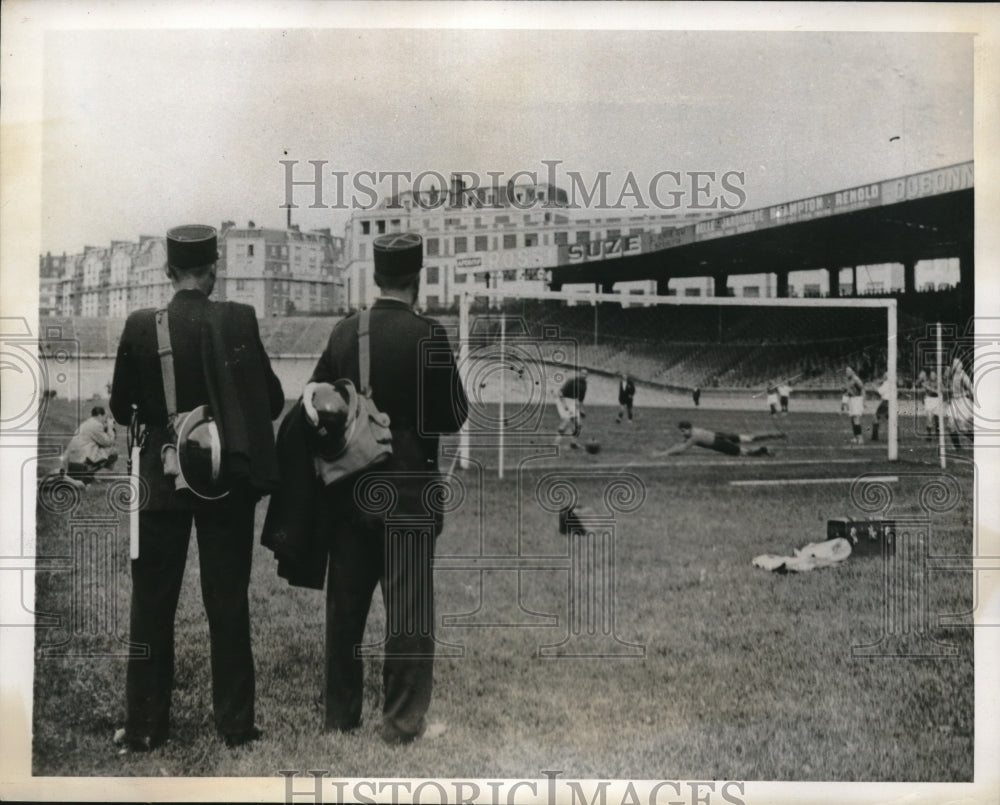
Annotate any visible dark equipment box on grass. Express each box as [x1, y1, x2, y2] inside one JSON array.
[[827, 518, 896, 557]]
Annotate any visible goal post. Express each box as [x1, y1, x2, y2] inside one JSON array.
[[455, 289, 900, 472]]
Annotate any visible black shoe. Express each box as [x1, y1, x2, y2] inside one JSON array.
[[223, 726, 262, 748], [113, 727, 166, 753]]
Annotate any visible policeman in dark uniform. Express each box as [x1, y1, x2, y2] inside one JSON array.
[[109, 224, 284, 751], [303, 232, 468, 744]]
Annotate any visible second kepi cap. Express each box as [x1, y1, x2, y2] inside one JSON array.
[[373, 232, 423, 277], [167, 224, 218, 270]]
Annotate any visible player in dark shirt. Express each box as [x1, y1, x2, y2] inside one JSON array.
[[615, 372, 636, 424], [662, 421, 786, 457]]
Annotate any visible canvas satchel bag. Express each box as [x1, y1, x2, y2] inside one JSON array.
[[315, 308, 393, 486]]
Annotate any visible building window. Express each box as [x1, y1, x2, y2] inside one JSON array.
[[390, 219, 401, 231], [361, 221, 371, 235], [606, 229, 621, 238], [454, 237, 468, 254], [524, 233, 538, 247], [684, 288, 701, 297], [474, 235, 488, 252], [426, 295, 440, 309], [576, 231, 590, 244], [427, 238, 439, 256], [426, 266, 440, 285], [359, 242, 367, 260], [247, 244, 254, 257], [376, 220, 386, 234], [502, 270, 517, 281], [454, 273, 467, 284], [629, 227, 643, 236], [554, 231, 568, 246], [503, 234, 516, 250]]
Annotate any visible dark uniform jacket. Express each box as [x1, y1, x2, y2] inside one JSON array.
[[110, 289, 284, 510], [561, 375, 588, 403], [263, 298, 468, 587], [312, 299, 468, 516], [618, 379, 635, 405], [310, 298, 468, 464]]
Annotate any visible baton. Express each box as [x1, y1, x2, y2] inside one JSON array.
[[126, 405, 146, 560], [444, 448, 460, 481]]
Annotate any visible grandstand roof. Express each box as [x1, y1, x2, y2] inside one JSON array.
[[552, 162, 973, 288]]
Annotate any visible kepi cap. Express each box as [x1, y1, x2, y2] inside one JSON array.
[[167, 224, 218, 270], [373, 232, 423, 277]]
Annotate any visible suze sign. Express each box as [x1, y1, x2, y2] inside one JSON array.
[[563, 235, 642, 264]]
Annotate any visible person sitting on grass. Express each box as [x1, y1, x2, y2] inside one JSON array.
[[64, 405, 118, 485], [661, 421, 786, 457]]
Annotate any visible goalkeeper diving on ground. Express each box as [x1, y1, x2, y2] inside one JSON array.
[[659, 421, 787, 457]]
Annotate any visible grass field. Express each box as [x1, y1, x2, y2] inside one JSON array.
[[31, 397, 975, 780]]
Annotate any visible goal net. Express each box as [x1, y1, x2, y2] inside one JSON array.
[[454, 288, 904, 473]]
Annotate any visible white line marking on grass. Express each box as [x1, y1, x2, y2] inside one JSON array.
[[730, 476, 899, 487], [513, 457, 876, 471]]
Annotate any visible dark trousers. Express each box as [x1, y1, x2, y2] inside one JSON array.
[[324, 521, 436, 743], [67, 453, 118, 484], [125, 494, 257, 741]]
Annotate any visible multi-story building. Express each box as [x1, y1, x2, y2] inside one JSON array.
[[341, 175, 713, 310], [219, 222, 343, 316], [46, 224, 345, 318], [38, 252, 68, 317]]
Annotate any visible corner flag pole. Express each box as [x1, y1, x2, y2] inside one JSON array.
[[937, 322, 946, 469], [887, 300, 898, 461], [498, 312, 506, 480], [458, 292, 471, 470]]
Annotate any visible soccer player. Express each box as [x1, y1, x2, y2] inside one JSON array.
[[661, 421, 786, 457], [947, 357, 974, 448], [777, 382, 792, 414], [614, 372, 636, 424], [914, 368, 941, 440], [871, 372, 892, 442], [765, 381, 780, 417], [845, 366, 866, 445], [555, 368, 587, 448]]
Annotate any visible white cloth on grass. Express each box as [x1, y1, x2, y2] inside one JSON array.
[[752, 538, 852, 573]]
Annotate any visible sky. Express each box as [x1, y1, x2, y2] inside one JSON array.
[[38, 25, 973, 254]]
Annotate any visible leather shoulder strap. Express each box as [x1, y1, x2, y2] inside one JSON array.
[[358, 308, 371, 395], [155, 308, 178, 421]]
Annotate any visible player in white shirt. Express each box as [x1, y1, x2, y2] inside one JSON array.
[[765, 381, 780, 417], [777, 382, 792, 415], [947, 357, 973, 448], [845, 366, 866, 445], [914, 368, 941, 441]]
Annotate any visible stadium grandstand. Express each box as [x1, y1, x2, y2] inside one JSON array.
[[461, 288, 960, 394], [38, 284, 959, 401]]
